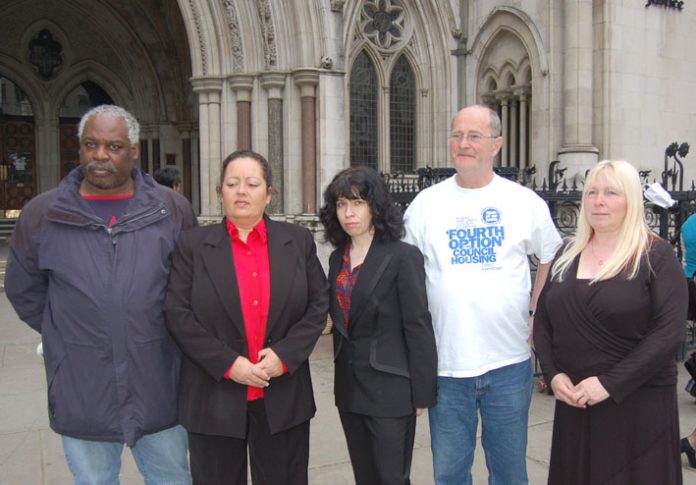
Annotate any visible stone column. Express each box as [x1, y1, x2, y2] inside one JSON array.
[[454, 2, 470, 109], [177, 122, 193, 201], [139, 139, 150, 172], [229, 75, 254, 151], [509, 95, 518, 168], [498, 95, 509, 167], [152, 138, 161, 172], [191, 77, 223, 217], [139, 123, 157, 173], [559, 0, 598, 172], [516, 88, 529, 171], [293, 69, 319, 214], [191, 125, 201, 214], [380, 86, 390, 173], [35, 115, 60, 191], [261, 72, 286, 214]]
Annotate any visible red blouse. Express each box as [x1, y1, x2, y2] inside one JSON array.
[[224, 218, 271, 401]]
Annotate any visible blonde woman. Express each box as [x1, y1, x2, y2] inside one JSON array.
[[533, 160, 686, 484]]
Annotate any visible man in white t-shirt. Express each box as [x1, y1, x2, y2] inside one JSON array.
[[404, 105, 562, 485]]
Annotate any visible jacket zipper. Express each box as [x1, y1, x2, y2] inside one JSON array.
[[108, 204, 168, 246]]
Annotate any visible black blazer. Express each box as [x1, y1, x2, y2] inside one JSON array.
[[328, 239, 437, 417], [164, 217, 329, 438]]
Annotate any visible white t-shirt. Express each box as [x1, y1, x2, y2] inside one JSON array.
[[404, 175, 562, 377]]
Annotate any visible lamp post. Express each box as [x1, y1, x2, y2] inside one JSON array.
[[659, 142, 690, 240], [663, 141, 690, 191], [0, 158, 7, 218]]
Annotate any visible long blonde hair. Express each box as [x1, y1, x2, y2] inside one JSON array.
[[551, 160, 652, 283]]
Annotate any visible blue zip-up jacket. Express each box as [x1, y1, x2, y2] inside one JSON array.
[[5, 167, 197, 445]]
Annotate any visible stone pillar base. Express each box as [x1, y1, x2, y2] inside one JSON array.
[[557, 145, 600, 184]]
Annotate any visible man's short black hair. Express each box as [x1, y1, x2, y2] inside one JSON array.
[[154, 167, 181, 189]]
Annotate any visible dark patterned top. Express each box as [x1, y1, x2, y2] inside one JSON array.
[[336, 243, 362, 328]]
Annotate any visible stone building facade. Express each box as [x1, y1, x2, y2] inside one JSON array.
[[0, 0, 694, 220]]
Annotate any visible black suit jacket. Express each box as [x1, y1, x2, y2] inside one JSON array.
[[164, 217, 329, 438], [328, 239, 437, 417]]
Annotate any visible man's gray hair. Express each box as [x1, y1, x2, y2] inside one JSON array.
[[488, 108, 502, 137], [78, 105, 140, 145], [451, 104, 502, 137]]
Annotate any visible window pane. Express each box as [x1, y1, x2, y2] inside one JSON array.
[[349, 51, 378, 169], [0, 77, 33, 116], [389, 56, 415, 173], [60, 81, 113, 118]]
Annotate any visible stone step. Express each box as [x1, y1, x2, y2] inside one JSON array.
[[0, 219, 16, 242]]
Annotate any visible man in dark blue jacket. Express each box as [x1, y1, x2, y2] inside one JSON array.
[[5, 105, 196, 484]]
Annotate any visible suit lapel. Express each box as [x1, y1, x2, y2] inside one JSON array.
[[201, 222, 245, 333], [348, 240, 392, 327], [266, 219, 294, 334]]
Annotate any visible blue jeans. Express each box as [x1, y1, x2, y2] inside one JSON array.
[[62, 425, 191, 485], [429, 359, 533, 485]]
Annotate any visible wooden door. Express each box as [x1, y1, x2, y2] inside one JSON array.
[[0, 117, 36, 217], [60, 119, 80, 178]]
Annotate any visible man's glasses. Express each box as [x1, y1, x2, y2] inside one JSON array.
[[450, 132, 497, 143]]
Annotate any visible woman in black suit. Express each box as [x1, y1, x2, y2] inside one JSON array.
[[164, 150, 328, 485], [319, 166, 437, 485]]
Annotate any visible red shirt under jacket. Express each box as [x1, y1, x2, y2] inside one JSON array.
[[225, 218, 271, 401], [82, 193, 133, 228]]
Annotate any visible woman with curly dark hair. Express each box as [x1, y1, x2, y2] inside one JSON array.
[[319, 166, 438, 485]]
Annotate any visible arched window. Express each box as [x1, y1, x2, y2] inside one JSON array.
[[478, 31, 532, 174], [59, 81, 113, 118], [0, 76, 33, 116], [349, 51, 378, 169], [389, 56, 415, 173]]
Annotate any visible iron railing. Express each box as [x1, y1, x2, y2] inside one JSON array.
[[384, 155, 696, 357], [384, 161, 696, 257]]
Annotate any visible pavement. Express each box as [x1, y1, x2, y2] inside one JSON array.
[[1, 244, 696, 483]]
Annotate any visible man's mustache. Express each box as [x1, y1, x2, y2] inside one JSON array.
[[86, 160, 117, 174]]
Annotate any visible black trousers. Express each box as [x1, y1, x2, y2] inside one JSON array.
[[339, 410, 417, 485], [188, 400, 310, 485]]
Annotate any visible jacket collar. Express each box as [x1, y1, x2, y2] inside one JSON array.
[[265, 216, 295, 333], [201, 215, 295, 336], [330, 239, 393, 337], [47, 167, 165, 228], [201, 222, 243, 329]]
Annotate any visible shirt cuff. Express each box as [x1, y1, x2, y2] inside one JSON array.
[[224, 361, 236, 380]]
